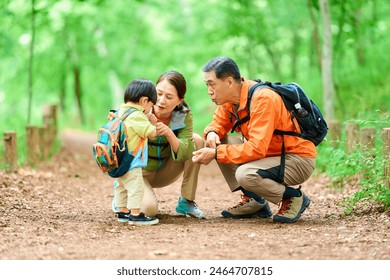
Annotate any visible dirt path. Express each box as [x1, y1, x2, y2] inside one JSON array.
[[0, 130, 389, 260]]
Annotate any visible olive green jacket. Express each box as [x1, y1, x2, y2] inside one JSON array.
[[145, 105, 195, 172]]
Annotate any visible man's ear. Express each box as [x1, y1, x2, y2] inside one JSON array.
[[227, 76, 234, 87]]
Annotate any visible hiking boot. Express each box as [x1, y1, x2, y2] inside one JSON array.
[[128, 212, 159, 226], [117, 212, 130, 223], [221, 195, 272, 218], [175, 196, 205, 219], [273, 193, 311, 223]]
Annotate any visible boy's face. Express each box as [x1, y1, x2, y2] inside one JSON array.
[[143, 99, 154, 115]]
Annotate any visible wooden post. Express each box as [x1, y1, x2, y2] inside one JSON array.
[[360, 127, 376, 153], [327, 120, 341, 148], [360, 127, 376, 181], [4, 131, 17, 172], [346, 122, 359, 154], [26, 125, 40, 166], [383, 128, 390, 187], [42, 104, 57, 149], [39, 126, 50, 160]]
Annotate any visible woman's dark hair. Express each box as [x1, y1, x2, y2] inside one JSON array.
[[202, 56, 241, 82], [124, 78, 157, 104], [156, 70, 188, 111]]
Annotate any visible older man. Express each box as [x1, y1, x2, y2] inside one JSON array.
[[192, 56, 316, 223]]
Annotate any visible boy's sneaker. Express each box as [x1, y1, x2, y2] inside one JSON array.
[[112, 198, 120, 213], [129, 212, 159, 226], [112, 181, 120, 213], [221, 195, 272, 218], [117, 212, 130, 223], [273, 192, 311, 223], [175, 196, 205, 219]]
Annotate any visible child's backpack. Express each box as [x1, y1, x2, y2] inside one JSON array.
[[92, 108, 137, 178], [241, 80, 328, 182]]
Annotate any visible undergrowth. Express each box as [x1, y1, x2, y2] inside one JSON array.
[[316, 114, 390, 215]]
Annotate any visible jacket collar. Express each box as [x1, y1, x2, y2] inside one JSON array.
[[238, 77, 257, 111]]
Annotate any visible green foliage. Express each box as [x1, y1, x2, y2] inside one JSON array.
[[316, 112, 390, 214]]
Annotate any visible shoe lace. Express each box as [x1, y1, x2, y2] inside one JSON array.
[[228, 195, 251, 210], [277, 197, 293, 215], [185, 199, 198, 209]]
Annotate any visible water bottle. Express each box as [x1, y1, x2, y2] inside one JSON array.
[[294, 103, 308, 118]]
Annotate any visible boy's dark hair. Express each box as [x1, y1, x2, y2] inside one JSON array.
[[202, 56, 241, 82], [124, 78, 157, 104]]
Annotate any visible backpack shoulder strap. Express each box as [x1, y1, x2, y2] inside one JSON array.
[[119, 108, 137, 121], [247, 81, 275, 114], [246, 80, 291, 183], [230, 81, 268, 133]]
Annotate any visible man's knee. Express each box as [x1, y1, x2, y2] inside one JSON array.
[[235, 164, 284, 203], [236, 165, 260, 188]]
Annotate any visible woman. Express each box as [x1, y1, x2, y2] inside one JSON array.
[[113, 70, 205, 218]]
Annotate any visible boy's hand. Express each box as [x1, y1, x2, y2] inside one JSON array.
[[147, 113, 157, 126], [107, 111, 117, 121]]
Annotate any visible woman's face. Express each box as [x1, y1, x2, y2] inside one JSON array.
[[154, 79, 183, 118]]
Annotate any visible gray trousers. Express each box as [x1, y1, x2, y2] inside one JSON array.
[[217, 136, 316, 204]]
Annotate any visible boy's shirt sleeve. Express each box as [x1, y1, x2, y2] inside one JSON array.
[[128, 112, 156, 138], [124, 111, 155, 152]]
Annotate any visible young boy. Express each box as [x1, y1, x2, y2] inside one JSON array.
[[114, 78, 159, 225]]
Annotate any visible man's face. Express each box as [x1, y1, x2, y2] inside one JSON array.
[[203, 71, 230, 105]]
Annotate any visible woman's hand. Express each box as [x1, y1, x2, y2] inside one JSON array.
[[155, 122, 171, 136], [156, 122, 180, 153], [192, 148, 216, 165]]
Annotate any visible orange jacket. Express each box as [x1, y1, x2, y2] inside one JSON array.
[[204, 78, 317, 164]]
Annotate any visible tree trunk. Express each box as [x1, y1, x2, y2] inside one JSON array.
[[28, 0, 36, 124], [306, 0, 322, 71], [291, 30, 299, 79], [353, 7, 366, 65], [60, 72, 66, 111], [319, 0, 335, 120], [333, 0, 346, 62], [263, 42, 281, 78], [73, 65, 85, 124]]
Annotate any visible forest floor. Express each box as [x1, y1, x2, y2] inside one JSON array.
[[0, 129, 389, 260]]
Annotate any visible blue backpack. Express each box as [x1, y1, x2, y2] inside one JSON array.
[[92, 108, 138, 178], [233, 80, 328, 182]]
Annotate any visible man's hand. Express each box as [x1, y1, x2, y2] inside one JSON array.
[[192, 148, 216, 165], [206, 131, 221, 148]]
